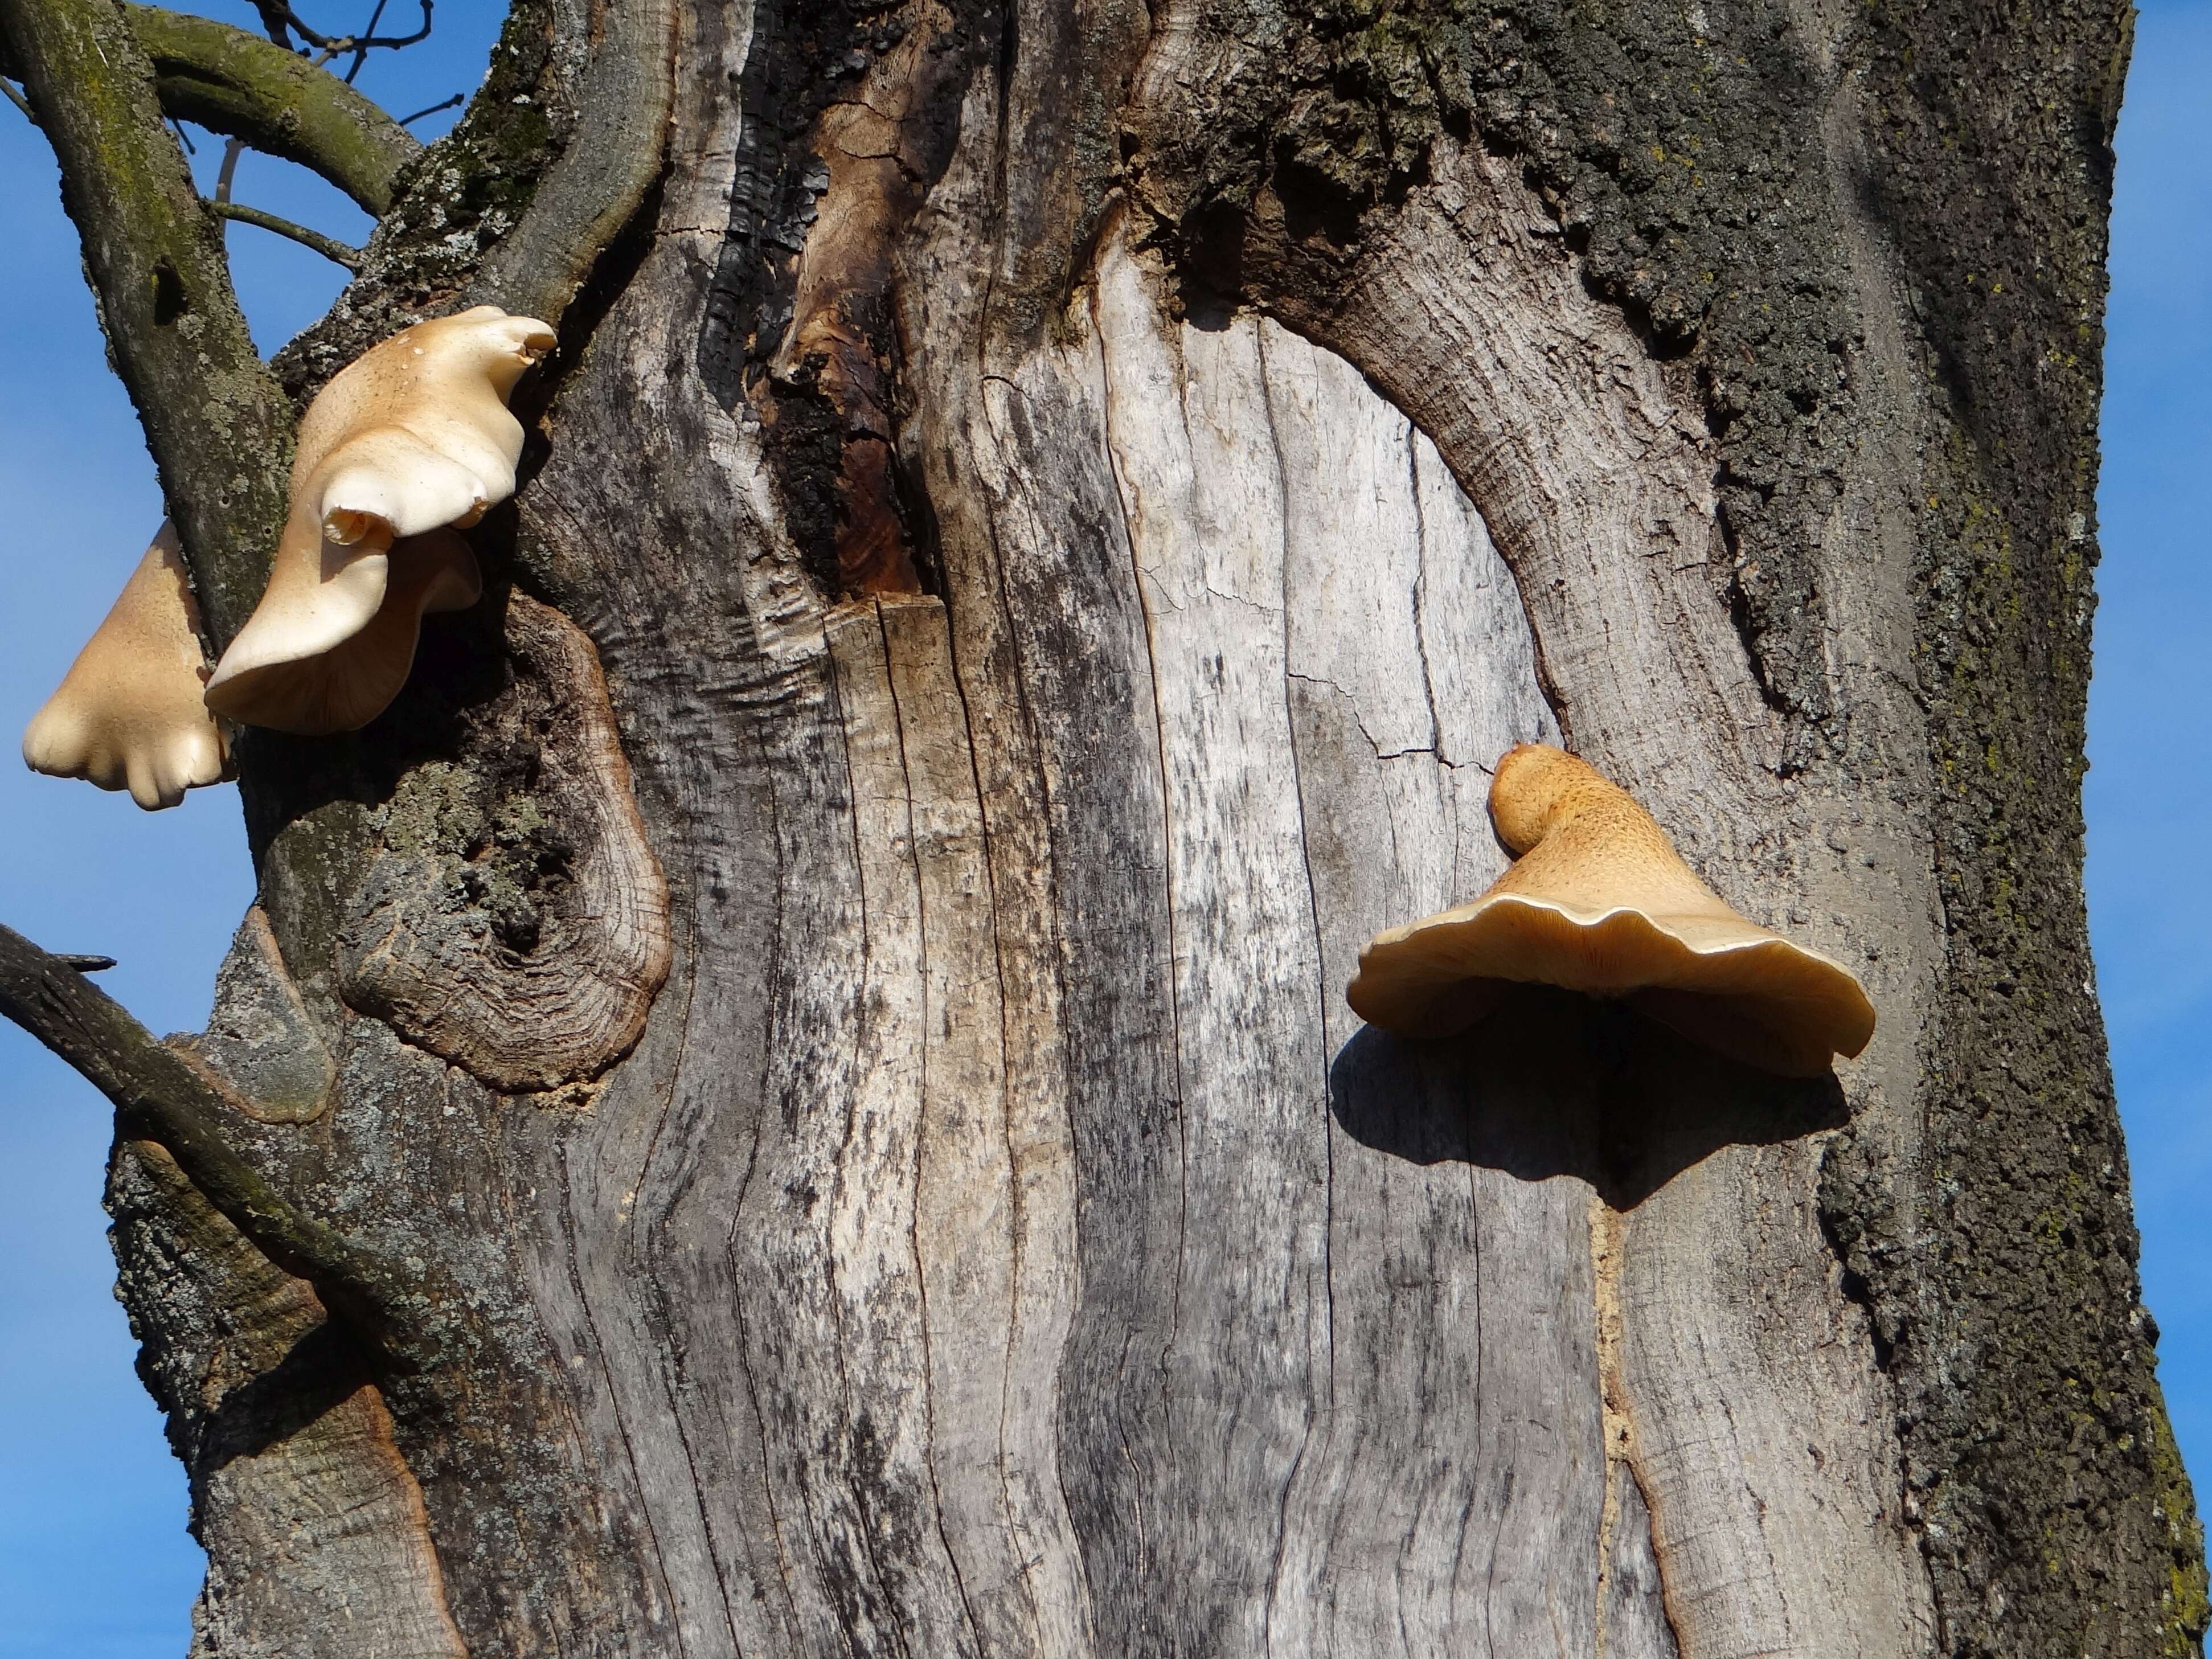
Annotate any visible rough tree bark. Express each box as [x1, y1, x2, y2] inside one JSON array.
[[2, 0, 2205, 1654]]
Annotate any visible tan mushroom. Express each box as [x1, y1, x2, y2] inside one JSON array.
[[205, 305, 554, 733], [201, 530, 482, 736], [1346, 743, 1876, 1076], [22, 522, 230, 810]]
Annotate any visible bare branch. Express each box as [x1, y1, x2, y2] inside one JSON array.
[[395, 91, 460, 127], [2, 75, 36, 123], [1, 8, 419, 216], [0, 921, 435, 1365], [0, 0, 293, 646], [210, 198, 363, 268], [136, 6, 418, 214]]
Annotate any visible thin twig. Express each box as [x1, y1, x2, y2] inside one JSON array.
[[1, 76, 35, 125], [396, 92, 461, 127], [208, 199, 362, 268], [255, 0, 433, 60], [211, 133, 245, 245], [344, 0, 390, 83]]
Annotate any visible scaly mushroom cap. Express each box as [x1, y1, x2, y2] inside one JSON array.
[[202, 530, 482, 735], [205, 306, 552, 732], [1346, 743, 1876, 1076], [22, 523, 230, 810]]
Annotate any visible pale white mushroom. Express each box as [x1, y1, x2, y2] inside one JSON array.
[[22, 522, 230, 810], [202, 530, 482, 736], [1347, 743, 1877, 1076], [205, 305, 555, 733]]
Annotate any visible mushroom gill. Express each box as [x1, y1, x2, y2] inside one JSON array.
[[1346, 743, 1877, 1077]]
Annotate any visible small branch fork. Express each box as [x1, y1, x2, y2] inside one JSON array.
[[253, 0, 432, 81], [0, 923, 433, 1365], [4, 3, 436, 267]]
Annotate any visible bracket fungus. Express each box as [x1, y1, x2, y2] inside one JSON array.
[[1346, 744, 1876, 1077], [205, 305, 556, 734], [22, 523, 230, 810], [202, 530, 484, 735]]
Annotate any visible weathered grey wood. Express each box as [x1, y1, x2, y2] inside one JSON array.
[[1224, 136, 1943, 1656], [108, 1142, 465, 1658], [7, 0, 2193, 1652]]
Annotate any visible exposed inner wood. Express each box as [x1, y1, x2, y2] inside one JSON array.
[[755, 0, 966, 597], [76, 0, 2156, 1646]]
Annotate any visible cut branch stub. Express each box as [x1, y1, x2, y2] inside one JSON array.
[[1349, 743, 1877, 1076], [335, 594, 671, 1093]]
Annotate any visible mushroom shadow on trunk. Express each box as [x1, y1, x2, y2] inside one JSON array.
[[1328, 982, 1849, 1209]]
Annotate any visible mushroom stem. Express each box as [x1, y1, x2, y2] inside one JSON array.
[[0, 920, 442, 1369]]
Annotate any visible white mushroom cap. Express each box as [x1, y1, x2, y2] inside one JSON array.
[[206, 305, 553, 732], [203, 530, 482, 735], [299, 305, 556, 544], [1347, 743, 1877, 1076], [22, 522, 230, 810]]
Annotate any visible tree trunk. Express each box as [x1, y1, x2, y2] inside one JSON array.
[[6, 0, 2203, 1654]]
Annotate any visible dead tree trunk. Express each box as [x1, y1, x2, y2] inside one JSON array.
[[2, 0, 2203, 1653]]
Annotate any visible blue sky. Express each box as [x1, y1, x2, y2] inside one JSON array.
[[0, 4, 2206, 1650]]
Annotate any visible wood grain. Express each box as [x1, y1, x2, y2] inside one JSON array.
[[81, 0, 2035, 1647]]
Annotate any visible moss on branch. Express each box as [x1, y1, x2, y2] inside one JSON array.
[[133, 5, 419, 215], [0, 5, 416, 215], [0, 0, 292, 645]]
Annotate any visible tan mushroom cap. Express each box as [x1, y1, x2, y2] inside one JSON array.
[[22, 523, 230, 810], [205, 306, 553, 732], [300, 305, 556, 546], [203, 529, 482, 735], [1346, 743, 1876, 1076]]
